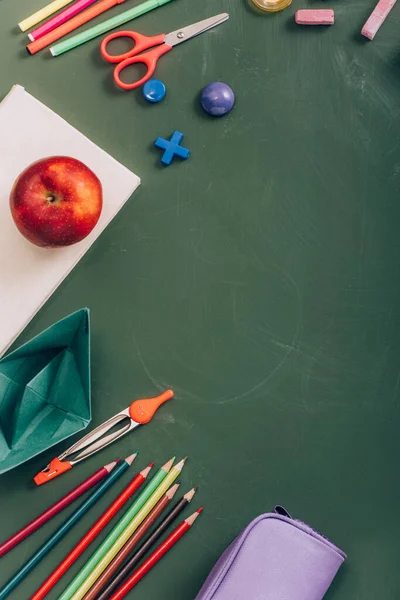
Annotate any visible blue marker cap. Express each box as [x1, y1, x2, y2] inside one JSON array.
[[143, 79, 166, 103]]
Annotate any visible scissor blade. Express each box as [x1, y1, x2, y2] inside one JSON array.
[[165, 13, 229, 47]]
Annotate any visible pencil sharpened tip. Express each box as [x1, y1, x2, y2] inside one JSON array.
[[141, 464, 154, 477], [184, 487, 198, 502], [104, 460, 118, 473], [125, 453, 138, 466], [167, 482, 181, 499], [162, 457, 175, 472], [174, 457, 187, 473], [186, 509, 203, 525]]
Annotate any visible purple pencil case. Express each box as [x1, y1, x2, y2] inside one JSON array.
[[195, 508, 346, 600]]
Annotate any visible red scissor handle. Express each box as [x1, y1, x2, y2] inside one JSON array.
[[101, 30, 172, 91], [114, 45, 172, 90], [101, 30, 166, 63]]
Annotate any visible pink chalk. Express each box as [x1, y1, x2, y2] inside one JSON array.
[[361, 0, 397, 40], [295, 9, 334, 25], [28, 0, 98, 42]]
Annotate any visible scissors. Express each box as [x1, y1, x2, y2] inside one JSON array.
[[34, 389, 174, 485], [100, 13, 229, 90]]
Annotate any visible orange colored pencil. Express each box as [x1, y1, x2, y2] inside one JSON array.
[[30, 462, 153, 600], [109, 509, 203, 600], [27, 0, 129, 55]]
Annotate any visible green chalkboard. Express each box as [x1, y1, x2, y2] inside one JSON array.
[[0, 0, 400, 598]]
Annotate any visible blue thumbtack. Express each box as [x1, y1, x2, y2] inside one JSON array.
[[143, 79, 166, 103], [154, 131, 190, 166]]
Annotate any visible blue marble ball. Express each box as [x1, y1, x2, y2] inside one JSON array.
[[200, 82, 235, 117]]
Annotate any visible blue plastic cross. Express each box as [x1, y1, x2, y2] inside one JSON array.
[[155, 131, 190, 166]]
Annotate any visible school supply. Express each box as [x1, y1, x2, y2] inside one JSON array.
[[31, 463, 153, 600], [109, 510, 202, 600], [250, 0, 292, 11], [19, 0, 74, 31], [361, 0, 397, 40], [83, 483, 181, 600], [0, 85, 140, 359], [50, 0, 173, 57], [35, 390, 174, 484], [94, 487, 197, 600], [28, 0, 99, 42], [0, 309, 91, 475], [0, 456, 135, 600], [58, 458, 175, 600], [59, 458, 185, 600], [0, 461, 115, 558], [194, 509, 346, 600], [155, 131, 190, 166], [142, 79, 166, 103], [295, 9, 335, 25], [200, 82, 235, 117], [27, 0, 132, 54], [101, 13, 229, 91]]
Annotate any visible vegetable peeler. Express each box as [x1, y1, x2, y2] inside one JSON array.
[[34, 390, 174, 485]]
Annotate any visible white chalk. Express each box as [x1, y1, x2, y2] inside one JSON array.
[[295, 9, 334, 25], [361, 0, 397, 40]]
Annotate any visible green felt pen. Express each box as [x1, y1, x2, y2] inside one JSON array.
[[50, 0, 173, 57]]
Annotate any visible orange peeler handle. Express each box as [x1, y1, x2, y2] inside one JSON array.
[[34, 457, 72, 486], [129, 389, 174, 424]]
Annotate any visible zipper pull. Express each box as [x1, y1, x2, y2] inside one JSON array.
[[273, 505, 292, 518]]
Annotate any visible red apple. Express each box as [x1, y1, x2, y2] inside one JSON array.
[[10, 156, 103, 248]]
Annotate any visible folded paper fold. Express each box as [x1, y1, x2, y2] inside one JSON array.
[[0, 309, 91, 474]]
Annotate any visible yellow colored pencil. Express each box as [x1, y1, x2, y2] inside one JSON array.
[[69, 458, 186, 600], [19, 0, 74, 32]]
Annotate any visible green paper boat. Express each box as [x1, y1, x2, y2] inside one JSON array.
[[0, 309, 91, 475]]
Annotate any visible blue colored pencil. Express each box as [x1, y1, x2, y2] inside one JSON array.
[[0, 454, 136, 600]]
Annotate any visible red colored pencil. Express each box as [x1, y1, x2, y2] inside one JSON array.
[[30, 463, 154, 600], [109, 509, 203, 600], [0, 461, 117, 558]]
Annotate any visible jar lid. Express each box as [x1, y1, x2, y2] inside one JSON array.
[[251, 0, 292, 12]]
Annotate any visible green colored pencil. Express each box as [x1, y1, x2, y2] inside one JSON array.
[[50, 0, 173, 57], [67, 458, 186, 600], [58, 458, 175, 600]]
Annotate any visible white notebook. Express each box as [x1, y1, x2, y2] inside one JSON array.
[[0, 85, 140, 357]]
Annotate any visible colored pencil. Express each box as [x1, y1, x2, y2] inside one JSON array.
[[93, 487, 197, 600], [31, 462, 152, 600], [83, 483, 183, 600], [29, 0, 99, 42], [68, 458, 186, 600], [19, 0, 74, 31], [109, 509, 203, 600], [58, 458, 176, 600], [27, 0, 130, 55], [0, 456, 134, 600], [50, 0, 173, 57], [0, 462, 115, 559]]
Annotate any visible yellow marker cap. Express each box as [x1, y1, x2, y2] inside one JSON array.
[[19, 0, 74, 32]]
